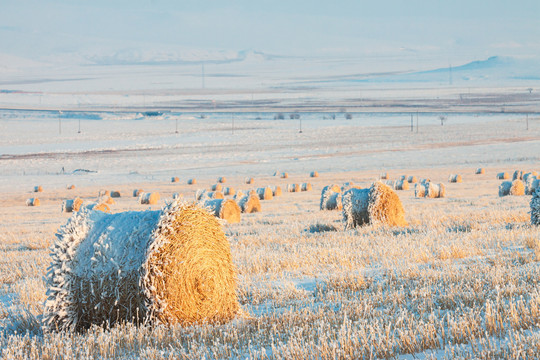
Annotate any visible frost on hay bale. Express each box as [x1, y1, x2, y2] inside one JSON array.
[[530, 188, 540, 225], [342, 182, 407, 229], [43, 201, 240, 332], [99, 190, 110, 197], [320, 185, 342, 210], [272, 186, 282, 197], [499, 180, 525, 197], [310, 171, 319, 178], [523, 172, 538, 182], [399, 175, 407, 181], [133, 189, 143, 197], [426, 183, 445, 198], [287, 184, 300, 193], [301, 183, 312, 191], [236, 194, 261, 213], [208, 191, 224, 199], [379, 173, 388, 180], [211, 184, 223, 192], [110, 191, 121, 198], [62, 198, 84, 213], [384, 180, 396, 189], [204, 199, 241, 223], [234, 190, 245, 199], [476, 168, 485, 175], [187, 178, 197, 185], [245, 177, 254, 184], [513, 170, 523, 181], [218, 177, 227, 184], [281, 172, 289, 179], [34, 186, 43, 193], [171, 177, 179, 183], [26, 198, 40, 206], [395, 180, 409, 190], [448, 174, 462, 183], [67, 185, 76, 190], [224, 187, 235, 196], [256, 187, 273, 200], [407, 176, 418, 183], [414, 183, 426, 198], [525, 176, 540, 195], [101, 196, 115, 205], [86, 202, 110, 213], [497, 172, 510, 180], [139, 192, 161, 205]]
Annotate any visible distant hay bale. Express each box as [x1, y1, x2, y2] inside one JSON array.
[[530, 188, 540, 225], [407, 176, 418, 183], [172, 193, 182, 200], [139, 192, 161, 205], [224, 187, 236, 196], [281, 172, 289, 179], [218, 177, 227, 183], [414, 183, 426, 197], [237, 194, 261, 213], [195, 189, 208, 201], [287, 184, 301, 193], [301, 183, 312, 191], [476, 168, 485, 175], [99, 190, 110, 197], [62, 198, 84, 213], [133, 189, 143, 197], [513, 170, 523, 181], [448, 174, 462, 183], [426, 183, 445, 198], [43, 201, 240, 332], [342, 181, 407, 229], [171, 177, 179, 183], [419, 178, 431, 184], [320, 185, 342, 210], [110, 191, 121, 198], [272, 186, 282, 197], [395, 180, 409, 190], [102, 196, 115, 205], [497, 172, 510, 180], [523, 172, 538, 182], [207, 191, 224, 199], [399, 175, 407, 181], [256, 187, 273, 200], [245, 177, 254, 184], [273, 171, 280, 177], [187, 178, 197, 185], [204, 199, 241, 223], [34, 185, 43, 193], [525, 176, 540, 195], [26, 198, 40, 206], [234, 190, 245, 199], [310, 171, 319, 178], [499, 180, 525, 197], [67, 185, 76, 190], [86, 203, 110, 213], [384, 180, 396, 189], [380, 173, 388, 180], [211, 184, 222, 192]]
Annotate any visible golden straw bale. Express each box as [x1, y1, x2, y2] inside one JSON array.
[[211, 183, 222, 192], [245, 177, 254, 184], [320, 185, 343, 210], [525, 176, 540, 195], [99, 190, 110, 197], [523, 172, 538, 182], [67, 185, 76, 190], [26, 198, 40, 206], [380, 173, 388, 180], [209, 191, 225, 199], [187, 178, 197, 185], [34, 185, 43, 193], [530, 188, 540, 225], [237, 194, 261, 213], [234, 190, 245, 199], [133, 189, 143, 197], [395, 180, 409, 190], [256, 187, 274, 200], [204, 199, 241, 223], [513, 170, 523, 181], [86, 203, 110, 213], [139, 192, 161, 205], [476, 168, 485, 175], [301, 183, 312, 191], [171, 177, 179, 183], [510, 180, 525, 196], [218, 177, 227, 183], [448, 174, 462, 183], [310, 171, 319, 178], [110, 191, 121, 198], [281, 172, 289, 179], [287, 184, 301, 192], [62, 198, 84, 213], [272, 186, 282, 197], [43, 201, 240, 332], [102, 196, 115, 205], [497, 172, 510, 180], [407, 176, 418, 183], [414, 183, 426, 197], [426, 183, 445, 198], [224, 187, 236, 196]]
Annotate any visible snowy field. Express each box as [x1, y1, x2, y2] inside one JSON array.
[[1, 105, 540, 358]]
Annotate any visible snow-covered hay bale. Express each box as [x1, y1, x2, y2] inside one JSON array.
[[395, 180, 409, 190], [171, 177, 179, 183], [287, 184, 301, 193], [218, 177, 227, 183], [380, 173, 388, 180], [237, 194, 261, 213], [342, 182, 407, 229], [414, 183, 426, 198], [448, 174, 462, 183], [399, 175, 407, 181], [99, 190, 111, 197], [256, 187, 273, 200], [62, 198, 84, 213], [525, 176, 540, 195], [245, 177, 254, 184], [419, 178, 431, 185], [500, 180, 525, 197], [34, 185, 43, 193], [531, 188, 540, 225], [187, 178, 197, 185], [281, 172, 289, 179], [43, 201, 240, 332], [310, 171, 319, 178], [407, 176, 418, 183], [384, 180, 396, 189], [497, 172, 510, 180], [476, 168, 485, 175], [301, 183, 312, 191], [224, 187, 236, 196], [139, 192, 161, 205], [523, 172, 538, 182], [102, 196, 115, 205], [86, 202, 110, 213], [67, 185, 76, 190], [207, 191, 224, 200], [272, 186, 282, 197], [204, 199, 241, 223], [320, 185, 342, 210], [513, 170, 523, 181], [26, 198, 40, 206], [211, 183, 222, 192], [426, 183, 445, 198], [110, 191, 121, 198], [133, 189, 143, 197]]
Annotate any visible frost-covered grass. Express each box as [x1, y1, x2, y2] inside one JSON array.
[[0, 166, 539, 359]]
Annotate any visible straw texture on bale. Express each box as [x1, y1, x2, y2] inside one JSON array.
[[234, 190, 245, 199], [139, 192, 161, 205], [407, 176, 418, 183], [86, 202, 110, 213], [320, 185, 343, 210], [187, 178, 197, 185], [211, 184, 222, 192], [133, 189, 143, 197], [449, 174, 462, 183], [399, 175, 407, 181], [513, 170, 523, 181], [218, 177, 227, 183], [310, 171, 319, 178], [224, 187, 236, 196], [102, 196, 115, 205], [110, 191, 121, 198], [525, 176, 540, 195], [26, 198, 40, 206], [476, 168, 485, 175], [380, 173, 388, 180], [414, 183, 426, 198], [530, 188, 540, 225], [426, 183, 446, 198], [62, 198, 84, 213], [209, 191, 224, 199], [256, 187, 273, 200], [523, 172, 538, 182], [497, 172, 510, 180], [384, 180, 396, 189], [67, 185, 76, 190], [301, 183, 312, 191], [236, 194, 261, 213], [43, 201, 239, 332], [342, 182, 407, 229], [245, 177, 254, 184], [34, 185, 43, 193], [171, 177, 179, 183], [281, 172, 289, 179], [287, 184, 301, 193], [499, 180, 525, 196], [204, 199, 241, 223], [395, 180, 409, 190], [419, 178, 431, 184], [272, 186, 282, 197]]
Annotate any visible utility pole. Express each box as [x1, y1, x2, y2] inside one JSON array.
[[416, 111, 419, 133]]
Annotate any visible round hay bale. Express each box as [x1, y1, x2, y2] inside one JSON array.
[[287, 184, 300, 193], [301, 183, 312, 192], [67, 185, 76, 190], [523, 172, 538, 182], [525, 176, 540, 195], [208, 191, 224, 199], [172, 193, 182, 200], [204, 199, 241, 223], [218, 177, 227, 184], [234, 190, 245, 199], [110, 191, 121, 198], [272, 186, 282, 197], [497, 172, 510, 180], [407, 176, 418, 183], [26, 198, 40, 206], [86, 202, 110, 213], [399, 175, 407, 181], [43, 201, 239, 332], [237, 194, 261, 213], [419, 178, 431, 185], [195, 189, 208, 201], [102, 196, 115, 205], [320, 185, 343, 210], [139, 192, 160, 205], [384, 180, 396, 189], [211, 183, 223, 192], [499, 181, 512, 197], [426, 183, 445, 198], [62, 198, 84, 213], [100, 190, 111, 197], [343, 182, 407, 229], [224, 187, 236, 196], [34, 185, 43, 193], [245, 177, 254, 185], [281, 172, 289, 179], [133, 189, 143, 197], [510, 179, 525, 196], [310, 171, 319, 178], [187, 178, 197, 185], [476, 168, 485, 175], [448, 174, 462, 183], [395, 180, 409, 190], [171, 177, 179, 183], [530, 188, 540, 225], [379, 173, 388, 180], [513, 170, 523, 181], [256, 187, 273, 200], [414, 183, 426, 198]]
